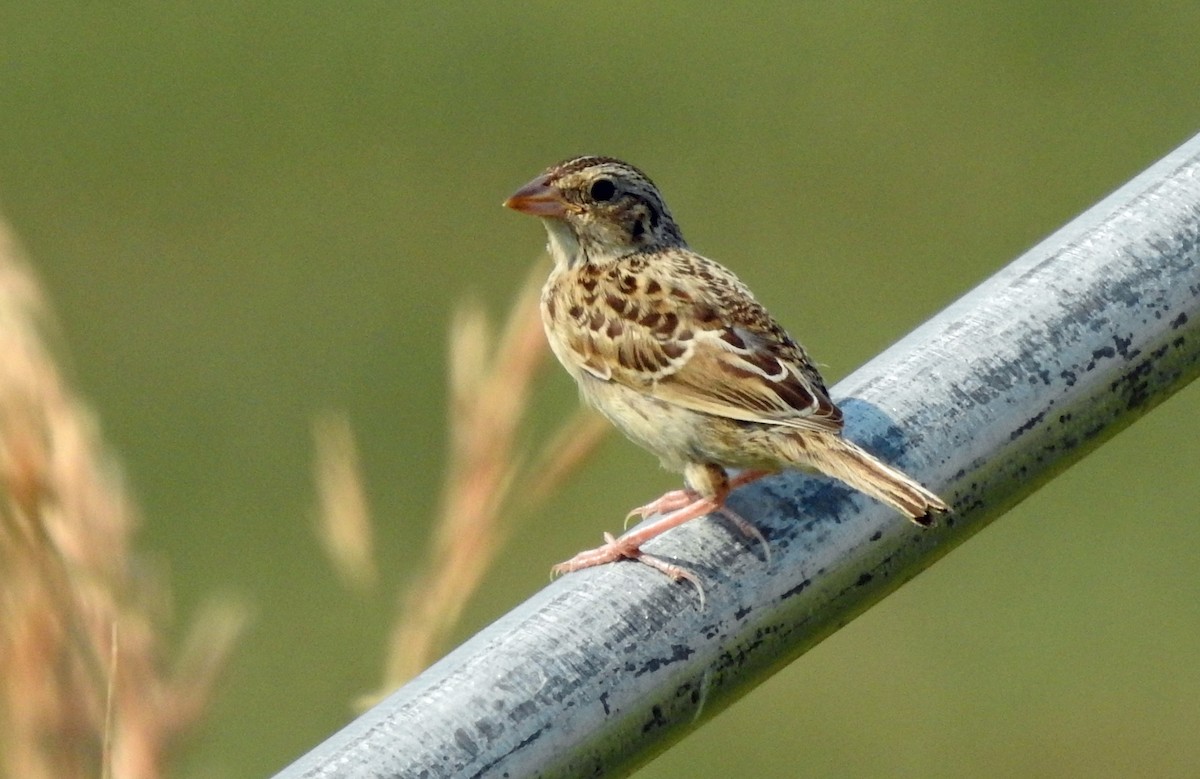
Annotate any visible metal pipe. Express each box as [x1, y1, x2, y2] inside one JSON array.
[[275, 132, 1200, 778]]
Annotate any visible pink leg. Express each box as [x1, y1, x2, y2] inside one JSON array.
[[553, 497, 722, 603], [625, 488, 696, 526], [626, 470, 772, 524], [554, 494, 721, 573], [554, 532, 708, 607], [554, 470, 776, 597]]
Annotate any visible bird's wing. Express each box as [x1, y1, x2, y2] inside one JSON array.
[[551, 252, 843, 434]]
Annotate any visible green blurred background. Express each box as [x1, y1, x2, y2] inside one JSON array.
[[2, 4, 1199, 777]]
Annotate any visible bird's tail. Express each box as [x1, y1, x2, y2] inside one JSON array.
[[786, 434, 949, 526]]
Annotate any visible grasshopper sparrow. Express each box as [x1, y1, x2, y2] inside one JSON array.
[[505, 156, 948, 586]]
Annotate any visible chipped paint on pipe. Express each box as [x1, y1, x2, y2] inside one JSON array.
[[276, 134, 1200, 779]]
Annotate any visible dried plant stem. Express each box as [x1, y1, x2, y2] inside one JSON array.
[[0, 221, 246, 779], [379, 261, 608, 689], [312, 412, 377, 592]]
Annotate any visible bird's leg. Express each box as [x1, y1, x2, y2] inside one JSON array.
[[552, 493, 724, 605], [554, 492, 724, 573], [626, 469, 772, 525], [625, 488, 697, 527], [553, 466, 774, 593]]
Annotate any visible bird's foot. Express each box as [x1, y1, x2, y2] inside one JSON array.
[[552, 531, 706, 606], [625, 488, 696, 527], [554, 496, 729, 605], [624, 469, 772, 527]]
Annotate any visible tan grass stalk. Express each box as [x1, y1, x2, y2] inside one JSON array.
[[377, 261, 608, 690], [0, 222, 246, 779], [312, 412, 377, 592]]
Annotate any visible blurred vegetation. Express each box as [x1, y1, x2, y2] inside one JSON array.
[[0, 3, 1198, 777]]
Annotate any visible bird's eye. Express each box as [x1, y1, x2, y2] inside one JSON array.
[[589, 178, 616, 202]]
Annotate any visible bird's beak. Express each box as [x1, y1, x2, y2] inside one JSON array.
[[503, 176, 573, 218]]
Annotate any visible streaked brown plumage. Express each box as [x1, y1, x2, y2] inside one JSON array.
[[505, 156, 947, 586]]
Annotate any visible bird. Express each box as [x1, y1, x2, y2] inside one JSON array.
[[504, 155, 947, 587]]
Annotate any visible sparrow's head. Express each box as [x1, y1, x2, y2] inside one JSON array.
[[504, 156, 685, 268]]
